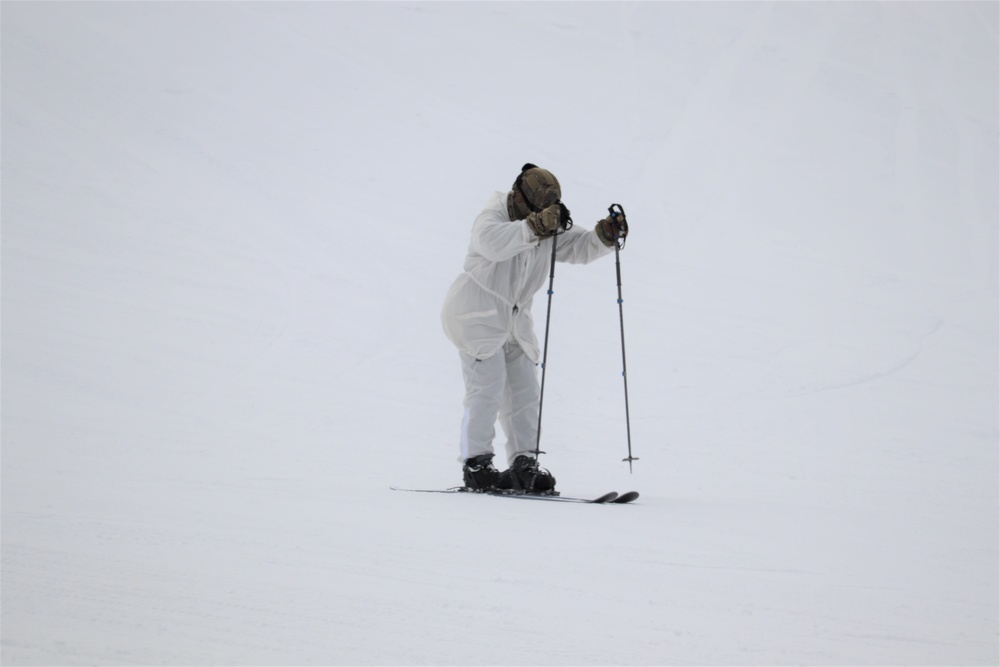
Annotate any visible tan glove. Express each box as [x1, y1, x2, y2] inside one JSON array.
[[595, 215, 623, 247], [526, 204, 564, 237]]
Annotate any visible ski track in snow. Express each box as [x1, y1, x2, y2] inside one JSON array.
[[2, 2, 997, 665]]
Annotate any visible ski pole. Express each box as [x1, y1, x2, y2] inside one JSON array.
[[533, 203, 573, 460], [608, 204, 637, 472], [533, 234, 557, 460]]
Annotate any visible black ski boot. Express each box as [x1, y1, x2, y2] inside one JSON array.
[[463, 453, 500, 491], [496, 455, 557, 493]]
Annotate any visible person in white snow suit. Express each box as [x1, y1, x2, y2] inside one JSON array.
[[441, 164, 627, 492]]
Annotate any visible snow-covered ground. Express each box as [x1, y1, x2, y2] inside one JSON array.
[[2, 2, 997, 665]]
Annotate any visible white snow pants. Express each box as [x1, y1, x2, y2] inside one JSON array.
[[458, 338, 540, 466]]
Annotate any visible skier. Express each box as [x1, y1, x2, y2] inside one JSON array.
[[441, 164, 627, 493]]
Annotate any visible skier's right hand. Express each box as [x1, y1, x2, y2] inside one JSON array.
[[526, 204, 563, 237]]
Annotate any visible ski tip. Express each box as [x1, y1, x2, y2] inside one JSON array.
[[591, 491, 620, 503], [612, 490, 640, 504]]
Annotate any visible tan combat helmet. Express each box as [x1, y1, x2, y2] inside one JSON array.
[[513, 163, 561, 216]]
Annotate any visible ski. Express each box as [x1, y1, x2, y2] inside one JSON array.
[[499, 490, 620, 504], [390, 487, 639, 504], [612, 490, 640, 504]]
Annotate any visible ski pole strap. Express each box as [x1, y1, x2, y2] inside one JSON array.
[[608, 203, 628, 249], [557, 201, 573, 231]]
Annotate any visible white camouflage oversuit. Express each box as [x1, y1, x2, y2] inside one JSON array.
[[441, 190, 611, 466]]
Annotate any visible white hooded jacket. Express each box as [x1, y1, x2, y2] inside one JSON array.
[[441, 191, 612, 363]]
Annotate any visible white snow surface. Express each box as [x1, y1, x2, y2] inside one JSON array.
[[2, 3, 998, 665]]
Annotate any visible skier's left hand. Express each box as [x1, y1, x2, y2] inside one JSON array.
[[595, 215, 625, 247]]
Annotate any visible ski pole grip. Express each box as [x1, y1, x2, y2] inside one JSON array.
[[607, 203, 628, 248]]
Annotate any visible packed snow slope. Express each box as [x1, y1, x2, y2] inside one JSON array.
[[3, 2, 997, 665]]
